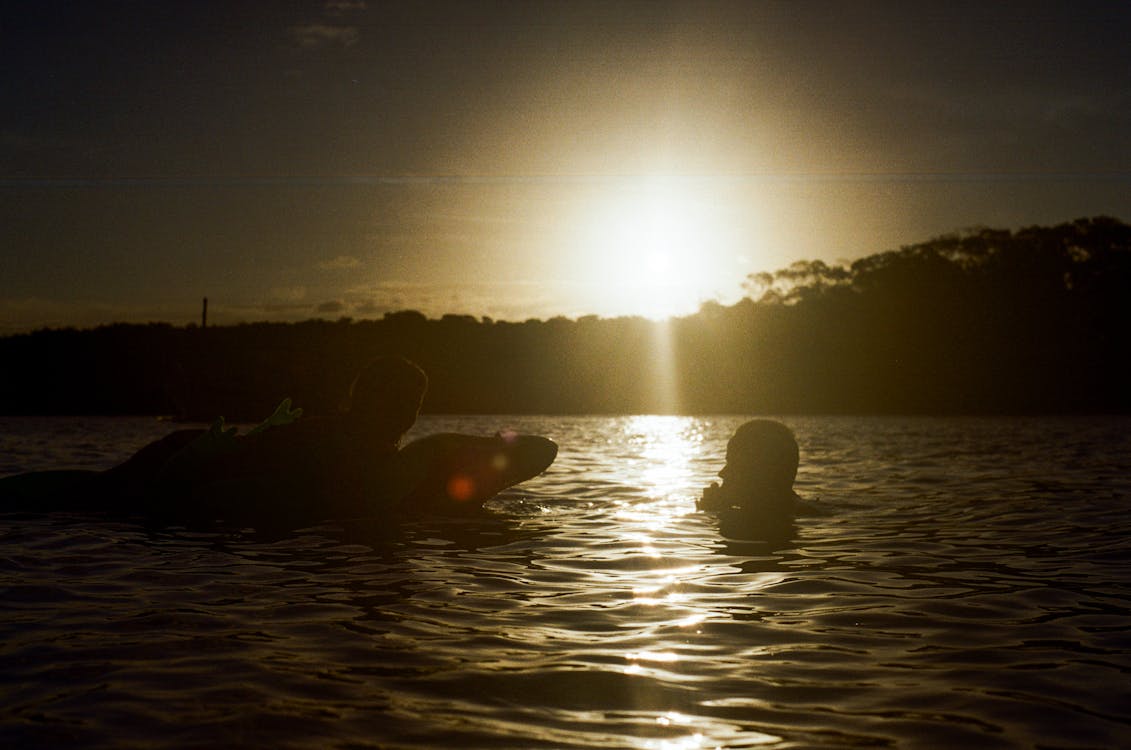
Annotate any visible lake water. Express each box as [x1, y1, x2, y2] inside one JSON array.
[[2, 414, 1130, 748]]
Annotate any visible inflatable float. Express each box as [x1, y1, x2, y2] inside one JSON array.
[[396, 431, 559, 509], [0, 422, 557, 527]]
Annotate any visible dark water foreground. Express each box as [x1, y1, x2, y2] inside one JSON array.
[[2, 415, 1130, 749]]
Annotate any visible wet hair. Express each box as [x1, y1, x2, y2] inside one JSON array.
[[726, 419, 799, 489], [343, 356, 428, 444]]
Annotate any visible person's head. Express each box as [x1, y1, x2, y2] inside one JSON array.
[[343, 356, 428, 445], [719, 419, 799, 496]]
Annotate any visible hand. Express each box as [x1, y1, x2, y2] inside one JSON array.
[[698, 481, 722, 510], [248, 398, 304, 435]]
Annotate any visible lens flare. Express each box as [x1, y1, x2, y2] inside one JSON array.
[[446, 474, 477, 502]]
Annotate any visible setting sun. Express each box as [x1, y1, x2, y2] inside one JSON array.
[[573, 177, 741, 319]]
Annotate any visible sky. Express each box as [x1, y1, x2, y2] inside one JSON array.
[[2, 0, 1128, 332]]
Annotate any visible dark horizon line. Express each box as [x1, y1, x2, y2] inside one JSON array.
[[0, 308, 704, 338], [3, 171, 1130, 189]]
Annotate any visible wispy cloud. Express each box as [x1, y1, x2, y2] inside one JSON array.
[[0, 297, 205, 333], [289, 1, 366, 51], [290, 24, 359, 49], [325, 0, 366, 14], [267, 286, 307, 303], [336, 280, 570, 323], [316, 300, 346, 314]]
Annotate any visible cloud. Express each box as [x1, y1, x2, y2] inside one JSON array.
[[317, 255, 362, 271], [290, 24, 359, 49], [0, 297, 208, 333], [325, 0, 366, 14], [316, 300, 346, 314], [268, 286, 307, 303], [333, 280, 568, 323], [353, 299, 391, 316]]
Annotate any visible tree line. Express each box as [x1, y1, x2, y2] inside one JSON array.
[[2, 216, 1127, 417]]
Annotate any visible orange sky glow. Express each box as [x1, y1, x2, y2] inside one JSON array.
[[2, 1, 1128, 331]]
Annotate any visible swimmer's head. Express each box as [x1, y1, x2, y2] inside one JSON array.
[[719, 419, 799, 495], [344, 356, 428, 444]]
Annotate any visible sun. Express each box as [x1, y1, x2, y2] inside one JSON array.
[[574, 177, 733, 319]]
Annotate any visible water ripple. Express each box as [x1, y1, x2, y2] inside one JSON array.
[[2, 415, 1130, 747]]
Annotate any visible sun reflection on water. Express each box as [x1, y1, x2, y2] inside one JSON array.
[[592, 416, 790, 749], [614, 415, 707, 507], [607, 418, 709, 677]]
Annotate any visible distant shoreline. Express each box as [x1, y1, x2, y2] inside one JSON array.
[[3, 218, 1127, 417]]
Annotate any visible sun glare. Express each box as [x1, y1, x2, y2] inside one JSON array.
[[575, 177, 736, 319]]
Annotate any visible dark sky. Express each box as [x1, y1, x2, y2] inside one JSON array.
[[2, 0, 1128, 330]]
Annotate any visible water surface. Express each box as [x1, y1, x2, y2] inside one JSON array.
[[2, 415, 1130, 748]]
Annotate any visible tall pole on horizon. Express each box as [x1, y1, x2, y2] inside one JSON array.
[[202, 297, 208, 329]]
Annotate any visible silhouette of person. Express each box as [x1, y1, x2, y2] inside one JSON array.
[[187, 356, 429, 512], [2, 355, 556, 527], [338, 355, 429, 451], [247, 354, 427, 466], [698, 420, 805, 537], [93, 356, 428, 516], [161, 355, 556, 522]]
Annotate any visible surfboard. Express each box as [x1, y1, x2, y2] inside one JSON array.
[[0, 431, 558, 523], [395, 432, 559, 511]]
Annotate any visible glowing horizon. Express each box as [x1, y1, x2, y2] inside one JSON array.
[[3, 4, 1127, 333]]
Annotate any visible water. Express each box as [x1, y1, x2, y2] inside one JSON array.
[[2, 415, 1130, 748]]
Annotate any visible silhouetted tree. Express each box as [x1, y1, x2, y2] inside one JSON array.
[[1, 217, 1126, 416]]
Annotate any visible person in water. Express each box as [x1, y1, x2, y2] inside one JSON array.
[[1, 355, 557, 525], [181, 355, 430, 512], [697, 419, 802, 521], [339, 354, 430, 450], [242, 354, 428, 465], [93, 356, 428, 516]]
